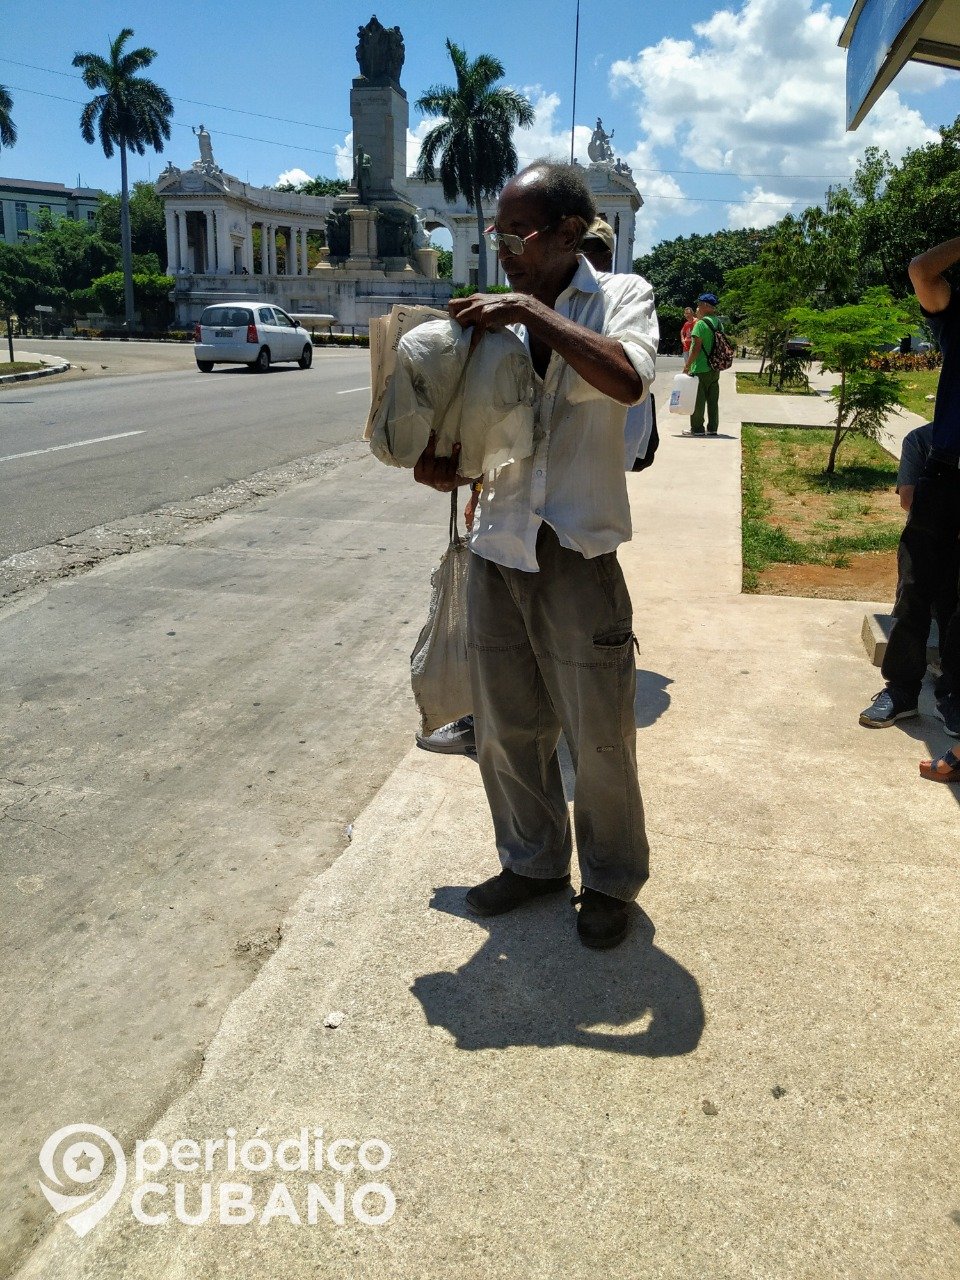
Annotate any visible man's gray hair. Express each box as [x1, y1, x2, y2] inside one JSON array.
[[514, 160, 597, 244]]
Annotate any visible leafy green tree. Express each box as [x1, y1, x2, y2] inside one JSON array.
[[431, 242, 453, 279], [789, 288, 914, 473], [32, 210, 119, 294], [88, 270, 173, 327], [73, 29, 173, 332], [414, 40, 534, 291], [722, 228, 809, 384], [0, 85, 16, 151], [633, 227, 775, 311], [0, 241, 64, 318], [275, 175, 349, 197], [96, 181, 167, 262]]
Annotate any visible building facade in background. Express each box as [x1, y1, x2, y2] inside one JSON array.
[[0, 177, 102, 245]]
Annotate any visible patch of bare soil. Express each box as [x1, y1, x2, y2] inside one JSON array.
[[757, 552, 896, 601]]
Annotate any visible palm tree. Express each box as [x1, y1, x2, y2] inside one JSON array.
[[73, 29, 172, 332], [0, 85, 16, 151], [415, 42, 534, 291]]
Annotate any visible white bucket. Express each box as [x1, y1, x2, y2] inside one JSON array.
[[668, 372, 698, 416]]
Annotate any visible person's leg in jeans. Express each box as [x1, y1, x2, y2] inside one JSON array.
[[520, 529, 649, 901], [689, 375, 707, 434], [931, 479, 960, 698], [883, 472, 959, 702], [704, 369, 721, 433], [467, 549, 572, 880]]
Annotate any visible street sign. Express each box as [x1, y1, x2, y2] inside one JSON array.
[[35, 305, 54, 313]]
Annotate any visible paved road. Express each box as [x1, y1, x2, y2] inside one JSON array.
[[0, 350, 370, 556]]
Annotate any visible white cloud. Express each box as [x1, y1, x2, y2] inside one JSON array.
[[610, 0, 940, 244], [275, 167, 312, 187], [334, 132, 353, 181], [725, 185, 801, 229]]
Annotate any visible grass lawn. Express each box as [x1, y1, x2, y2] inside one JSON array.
[[891, 368, 939, 418], [736, 371, 815, 396], [0, 361, 42, 375], [742, 425, 903, 597]]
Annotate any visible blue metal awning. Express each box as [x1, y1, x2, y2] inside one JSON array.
[[839, 0, 960, 129]]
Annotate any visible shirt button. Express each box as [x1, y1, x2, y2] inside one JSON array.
[[536, 469, 543, 477], [534, 507, 542, 515]]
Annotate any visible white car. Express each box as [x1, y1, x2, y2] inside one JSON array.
[[193, 302, 313, 372]]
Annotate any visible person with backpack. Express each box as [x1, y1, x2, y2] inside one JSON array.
[[682, 292, 733, 436]]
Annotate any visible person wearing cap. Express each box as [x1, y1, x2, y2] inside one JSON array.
[[580, 217, 657, 470], [682, 293, 724, 436]]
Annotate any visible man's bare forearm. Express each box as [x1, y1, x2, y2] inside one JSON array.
[[523, 299, 644, 404], [448, 292, 647, 405], [908, 236, 960, 312]]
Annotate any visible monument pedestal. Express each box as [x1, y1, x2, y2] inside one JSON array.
[[346, 206, 381, 271]]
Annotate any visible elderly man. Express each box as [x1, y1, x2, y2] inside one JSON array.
[[414, 161, 658, 948], [682, 293, 724, 436]]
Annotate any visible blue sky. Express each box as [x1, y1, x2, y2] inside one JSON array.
[[3, 0, 960, 252]]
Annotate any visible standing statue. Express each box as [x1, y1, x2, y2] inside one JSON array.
[[192, 123, 216, 168], [356, 15, 405, 83], [354, 146, 372, 204], [588, 118, 616, 164]]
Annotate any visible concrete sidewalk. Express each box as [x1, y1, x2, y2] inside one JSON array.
[[14, 369, 960, 1279]]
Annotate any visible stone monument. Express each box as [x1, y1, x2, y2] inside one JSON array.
[[334, 14, 420, 271]]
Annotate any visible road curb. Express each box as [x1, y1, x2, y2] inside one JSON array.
[[0, 361, 71, 385]]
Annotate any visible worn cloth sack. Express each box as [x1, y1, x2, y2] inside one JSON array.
[[410, 491, 473, 735], [703, 316, 735, 372]]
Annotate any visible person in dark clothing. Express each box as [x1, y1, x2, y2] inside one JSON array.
[[860, 238, 960, 783]]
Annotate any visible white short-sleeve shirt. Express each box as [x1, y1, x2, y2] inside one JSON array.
[[471, 258, 659, 572]]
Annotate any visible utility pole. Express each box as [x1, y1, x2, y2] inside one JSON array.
[[570, 0, 581, 164]]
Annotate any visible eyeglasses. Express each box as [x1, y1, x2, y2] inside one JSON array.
[[484, 225, 552, 256]]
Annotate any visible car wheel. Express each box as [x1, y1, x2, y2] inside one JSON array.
[[253, 347, 271, 373], [196, 360, 214, 373], [298, 344, 313, 370]]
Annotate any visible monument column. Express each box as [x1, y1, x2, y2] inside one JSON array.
[[219, 210, 229, 272], [350, 17, 409, 200], [287, 226, 298, 276], [204, 210, 214, 272], [178, 211, 189, 273], [300, 227, 309, 275], [165, 207, 178, 273]]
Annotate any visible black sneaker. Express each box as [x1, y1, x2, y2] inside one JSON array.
[[572, 888, 630, 949], [465, 868, 570, 917], [859, 688, 919, 728], [937, 694, 960, 737]]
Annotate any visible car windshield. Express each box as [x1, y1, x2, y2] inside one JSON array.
[[201, 307, 253, 327]]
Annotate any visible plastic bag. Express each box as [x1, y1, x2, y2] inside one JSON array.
[[410, 493, 473, 734], [370, 320, 536, 477]]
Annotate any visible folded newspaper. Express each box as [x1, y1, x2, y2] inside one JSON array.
[[364, 305, 448, 441]]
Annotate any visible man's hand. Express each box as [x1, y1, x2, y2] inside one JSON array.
[[448, 292, 536, 348], [413, 432, 471, 493]]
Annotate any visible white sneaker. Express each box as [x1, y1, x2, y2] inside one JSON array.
[[415, 716, 476, 755]]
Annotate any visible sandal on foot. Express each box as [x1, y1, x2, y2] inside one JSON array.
[[919, 748, 960, 784]]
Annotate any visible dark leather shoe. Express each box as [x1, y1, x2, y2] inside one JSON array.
[[572, 888, 630, 949], [465, 868, 571, 917]]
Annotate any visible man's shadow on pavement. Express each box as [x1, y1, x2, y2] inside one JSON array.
[[411, 888, 704, 1058]]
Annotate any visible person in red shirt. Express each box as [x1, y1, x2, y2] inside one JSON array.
[[680, 306, 695, 353]]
